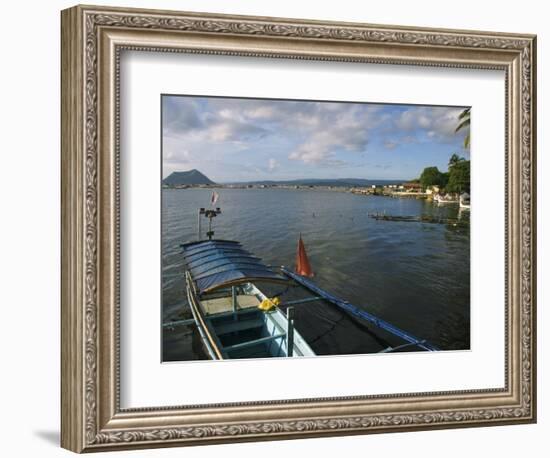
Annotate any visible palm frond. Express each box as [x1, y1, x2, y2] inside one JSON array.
[[455, 118, 470, 133], [463, 133, 470, 149], [458, 108, 471, 120]]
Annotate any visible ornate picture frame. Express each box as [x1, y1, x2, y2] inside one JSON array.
[[61, 4, 536, 453]]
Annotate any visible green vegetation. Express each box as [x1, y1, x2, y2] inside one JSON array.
[[420, 166, 447, 189], [414, 109, 471, 193], [455, 108, 471, 149], [446, 158, 470, 193], [448, 153, 464, 168], [417, 154, 469, 193]]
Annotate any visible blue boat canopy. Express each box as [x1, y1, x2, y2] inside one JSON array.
[[181, 240, 289, 294]]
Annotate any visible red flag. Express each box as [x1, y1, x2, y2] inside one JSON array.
[[295, 234, 314, 277]]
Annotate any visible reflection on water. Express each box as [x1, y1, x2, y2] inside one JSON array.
[[162, 188, 470, 361]]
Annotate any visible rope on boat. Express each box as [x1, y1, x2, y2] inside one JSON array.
[[272, 284, 291, 298], [307, 314, 347, 345]]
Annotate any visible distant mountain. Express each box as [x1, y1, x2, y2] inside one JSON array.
[[226, 178, 406, 187], [163, 170, 215, 186]]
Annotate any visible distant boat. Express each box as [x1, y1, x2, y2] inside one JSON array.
[[459, 193, 471, 209], [434, 193, 458, 204]]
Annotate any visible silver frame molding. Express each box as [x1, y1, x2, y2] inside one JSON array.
[[61, 4, 537, 453]]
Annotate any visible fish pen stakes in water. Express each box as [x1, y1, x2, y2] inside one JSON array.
[[368, 212, 468, 227]]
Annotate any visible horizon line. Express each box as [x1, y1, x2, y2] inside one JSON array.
[[164, 174, 414, 183], [219, 177, 413, 183]]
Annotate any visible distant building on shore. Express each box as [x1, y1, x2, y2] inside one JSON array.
[[403, 182, 423, 192], [426, 185, 440, 195]]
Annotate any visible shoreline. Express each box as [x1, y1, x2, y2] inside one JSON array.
[[162, 184, 437, 199]]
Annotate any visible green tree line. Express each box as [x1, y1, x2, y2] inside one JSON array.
[[419, 153, 470, 193], [417, 107, 471, 193]]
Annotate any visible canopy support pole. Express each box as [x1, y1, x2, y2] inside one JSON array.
[[197, 209, 200, 240], [286, 307, 294, 357], [284, 296, 322, 306], [231, 286, 237, 316]]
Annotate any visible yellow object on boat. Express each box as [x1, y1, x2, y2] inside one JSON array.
[[258, 297, 280, 311]]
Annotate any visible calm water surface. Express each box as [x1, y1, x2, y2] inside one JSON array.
[[162, 188, 470, 361]]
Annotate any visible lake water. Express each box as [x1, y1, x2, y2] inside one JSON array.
[[162, 188, 470, 361]]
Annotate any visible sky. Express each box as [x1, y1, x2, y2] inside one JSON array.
[[162, 95, 470, 182]]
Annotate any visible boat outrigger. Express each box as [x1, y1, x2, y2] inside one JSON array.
[[172, 204, 439, 360], [434, 193, 458, 204], [459, 192, 471, 209]]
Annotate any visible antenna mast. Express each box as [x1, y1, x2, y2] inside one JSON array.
[[197, 207, 221, 241]]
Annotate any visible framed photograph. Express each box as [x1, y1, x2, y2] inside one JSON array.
[[61, 4, 537, 453]]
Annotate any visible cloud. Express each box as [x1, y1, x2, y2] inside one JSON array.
[[286, 104, 373, 165], [402, 135, 417, 143], [162, 97, 203, 132], [163, 149, 190, 164], [394, 106, 466, 141], [382, 134, 419, 150], [163, 96, 270, 145], [164, 96, 382, 167], [288, 127, 368, 164], [208, 120, 269, 142], [268, 158, 279, 171]]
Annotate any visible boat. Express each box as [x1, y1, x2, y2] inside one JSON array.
[[459, 193, 471, 209], [434, 193, 458, 204], [182, 239, 315, 359], [171, 204, 439, 360]]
